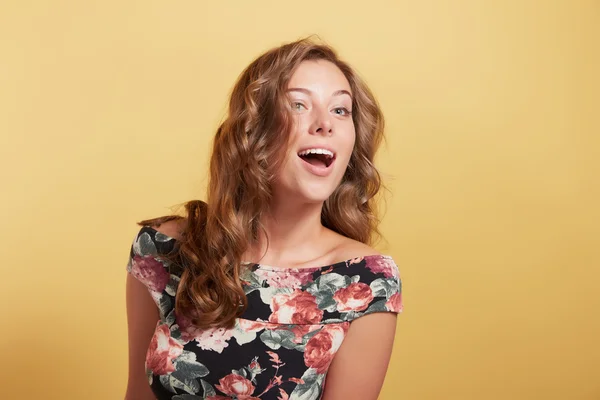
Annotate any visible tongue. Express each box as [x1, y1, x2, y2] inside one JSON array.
[[301, 155, 327, 168]]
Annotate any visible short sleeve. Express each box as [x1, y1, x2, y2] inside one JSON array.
[[125, 226, 174, 303], [329, 255, 403, 322], [361, 256, 403, 317]]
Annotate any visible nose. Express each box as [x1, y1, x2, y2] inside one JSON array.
[[309, 108, 333, 136]]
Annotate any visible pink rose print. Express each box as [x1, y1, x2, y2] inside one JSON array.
[[266, 350, 281, 365], [349, 256, 364, 265], [277, 388, 290, 400], [215, 373, 256, 397], [321, 265, 334, 274], [303, 325, 348, 373], [290, 324, 322, 344], [145, 323, 183, 375], [238, 318, 270, 332], [206, 396, 230, 400], [365, 256, 398, 278], [271, 375, 283, 387], [333, 282, 374, 312], [176, 314, 234, 353], [386, 292, 403, 312], [254, 268, 314, 289], [269, 289, 324, 325], [130, 255, 170, 293], [249, 359, 260, 370]]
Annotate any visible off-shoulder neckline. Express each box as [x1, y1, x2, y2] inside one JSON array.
[[142, 225, 393, 272], [242, 254, 394, 272]]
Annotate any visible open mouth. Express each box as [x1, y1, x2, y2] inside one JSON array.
[[297, 151, 336, 168]]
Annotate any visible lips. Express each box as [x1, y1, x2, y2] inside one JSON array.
[[297, 153, 336, 177]]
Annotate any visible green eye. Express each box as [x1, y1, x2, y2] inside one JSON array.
[[292, 102, 306, 110]]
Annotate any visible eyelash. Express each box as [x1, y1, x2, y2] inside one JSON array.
[[291, 102, 352, 116], [292, 102, 306, 111], [333, 107, 352, 116]]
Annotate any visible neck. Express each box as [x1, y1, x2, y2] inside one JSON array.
[[244, 193, 329, 266]]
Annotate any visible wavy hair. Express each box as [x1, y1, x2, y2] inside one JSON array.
[[138, 36, 387, 329]]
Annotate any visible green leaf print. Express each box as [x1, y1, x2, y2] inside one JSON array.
[[240, 266, 262, 290], [170, 326, 182, 340], [232, 367, 248, 378], [260, 329, 283, 350], [172, 352, 210, 379], [320, 318, 344, 323], [159, 375, 177, 394], [302, 328, 321, 343], [165, 309, 176, 326], [340, 310, 361, 321], [289, 368, 325, 400], [135, 232, 158, 256], [172, 395, 202, 400], [260, 329, 288, 350], [158, 294, 172, 321], [315, 273, 346, 292], [200, 379, 216, 397], [370, 278, 395, 298], [364, 299, 388, 313], [166, 353, 209, 393], [165, 274, 180, 296], [170, 376, 200, 394], [307, 273, 347, 312], [154, 231, 173, 242], [316, 294, 337, 312], [260, 328, 300, 350]]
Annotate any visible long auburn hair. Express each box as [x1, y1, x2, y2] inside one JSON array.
[[138, 36, 387, 330]]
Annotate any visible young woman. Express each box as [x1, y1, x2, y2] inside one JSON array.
[[125, 37, 403, 400]]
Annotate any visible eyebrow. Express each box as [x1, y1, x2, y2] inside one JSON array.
[[287, 87, 353, 100]]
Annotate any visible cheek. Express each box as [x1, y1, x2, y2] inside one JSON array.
[[293, 115, 310, 134], [341, 129, 356, 161], [286, 117, 305, 149]]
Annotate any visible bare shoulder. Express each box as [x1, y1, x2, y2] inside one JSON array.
[[329, 232, 382, 261], [148, 218, 187, 241]]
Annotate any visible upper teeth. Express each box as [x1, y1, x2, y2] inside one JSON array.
[[298, 148, 334, 158]]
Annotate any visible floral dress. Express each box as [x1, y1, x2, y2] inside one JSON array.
[[126, 225, 403, 400]]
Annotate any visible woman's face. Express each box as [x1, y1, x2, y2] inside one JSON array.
[[273, 59, 356, 204]]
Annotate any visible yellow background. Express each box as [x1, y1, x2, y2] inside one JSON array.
[[1, 1, 598, 399]]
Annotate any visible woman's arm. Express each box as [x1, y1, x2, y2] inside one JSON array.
[[125, 220, 183, 399], [125, 273, 159, 400], [321, 313, 399, 400]]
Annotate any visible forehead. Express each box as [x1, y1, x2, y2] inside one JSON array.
[[288, 60, 351, 93]]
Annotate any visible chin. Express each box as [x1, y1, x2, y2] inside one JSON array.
[[296, 184, 337, 204], [304, 194, 331, 204], [273, 168, 343, 203]]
